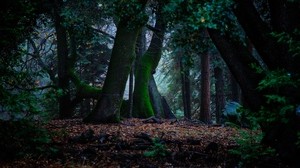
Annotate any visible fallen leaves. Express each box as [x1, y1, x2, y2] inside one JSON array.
[[1, 118, 243, 167]]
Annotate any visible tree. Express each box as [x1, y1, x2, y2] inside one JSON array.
[[200, 52, 211, 123], [179, 53, 192, 120], [84, 0, 148, 123], [53, 0, 72, 118], [231, 0, 300, 165], [132, 2, 167, 118], [213, 54, 225, 124], [204, 0, 300, 165]]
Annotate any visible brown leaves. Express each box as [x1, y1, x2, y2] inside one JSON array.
[[2, 118, 242, 167]]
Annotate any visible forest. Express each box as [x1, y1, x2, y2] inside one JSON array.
[[1, 0, 300, 167]]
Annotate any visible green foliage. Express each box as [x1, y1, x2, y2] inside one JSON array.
[[258, 69, 298, 91], [114, 0, 148, 28], [255, 69, 299, 124], [271, 29, 300, 57], [230, 130, 275, 167], [144, 138, 169, 158], [0, 119, 56, 160]]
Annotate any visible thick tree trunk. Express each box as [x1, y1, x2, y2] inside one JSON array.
[[200, 52, 211, 123], [161, 96, 176, 119], [232, 1, 300, 165], [128, 27, 147, 118], [214, 59, 225, 124], [233, 0, 285, 70], [133, 6, 166, 118], [54, 0, 72, 119], [149, 76, 164, 117], [84, 16, 145, 123], [148, 76, 175, 119], [208, 28, 263, 111], [233, 0, 300, 73]]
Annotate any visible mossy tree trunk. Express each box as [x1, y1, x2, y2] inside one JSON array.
[[68, 31, 101, 111], [132, 5, 166, 118], [84, 1, 147, 123]]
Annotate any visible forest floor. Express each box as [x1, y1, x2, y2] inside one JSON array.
[[0, 118, 280, 168]]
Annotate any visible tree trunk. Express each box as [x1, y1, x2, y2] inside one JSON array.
[[133, 5, 166, 118], [232, 1, 300, 165], [230, 73, 241, 102], [128, 64, 134, 118], [84, 11, 146, 123], [127, 27, 147, 118], [161, 96, 176, 119], [54, 0, 72, 119], [200, 52, 211, 123], [149, 76, 164, 118], [214, 57, 225, 124], [208, 28, 263, 111], [180, 55, 191, 119]]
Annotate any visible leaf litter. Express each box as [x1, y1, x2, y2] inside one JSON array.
[[1, 118, 244, 168]]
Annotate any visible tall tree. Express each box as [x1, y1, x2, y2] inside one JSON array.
[[84, 0, 148, 123], [179, 54, 191, 120], [213, 54, 225, 124], [231, 0, 300, 164], [53, 0, 72, 118], [200, 52, 211, 123], [132, 2, 167, 118]]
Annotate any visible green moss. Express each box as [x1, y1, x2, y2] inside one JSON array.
[[133, 54, 155, 118], [69, 69, 101, 97]]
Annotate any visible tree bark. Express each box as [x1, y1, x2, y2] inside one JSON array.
[[229, 73, 241, 102], [133, 4, 166, 118], [208, 28, 263, 111], [149, 76, 164, 118], [233, 0, 300, 73], [200, 52, 211, 123], [84, 5, 147, 123], [54, 0, 72, 119], [180, 55, 191, 119], [232, 1, 300, 165], [214, 57, 225, 124]]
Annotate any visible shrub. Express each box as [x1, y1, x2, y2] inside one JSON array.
[[0, 118, 56, 160], [230, 129, 275, 167], [144, 138, 169, 158]]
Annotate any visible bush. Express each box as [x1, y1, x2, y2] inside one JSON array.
[[0, 119, 56, 160], [144, 138, 169, 158], [230, 129, 275, 167]]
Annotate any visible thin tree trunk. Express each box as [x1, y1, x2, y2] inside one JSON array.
[[128, 64, 134, 118], [54, 0, 72, 119], [180, 55, 191, 119], [200, 52, 211, 123], [214, 58, 225, 124]]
